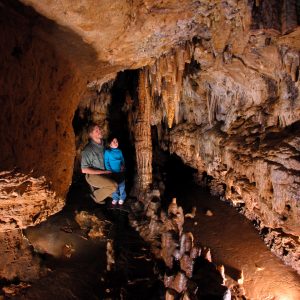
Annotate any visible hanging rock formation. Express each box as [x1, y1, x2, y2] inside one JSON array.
[[147, 42, 194, 128], [133, 0, 300, 273], [1, 0, 300, 281]]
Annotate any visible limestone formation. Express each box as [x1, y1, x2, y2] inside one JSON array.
[[0, 230, 42, 281], [141, 2, 300, 273], [106, 240, 115, 272], [0, 170, 63, 231], [185, 207, 197, 219], [135, 69, 153, 191], [128, 193, 226, 298], [1, 0, 300, 285], [75, 210, 109, 239]]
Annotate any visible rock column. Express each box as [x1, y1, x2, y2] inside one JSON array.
[[135, 68, 152, 192]]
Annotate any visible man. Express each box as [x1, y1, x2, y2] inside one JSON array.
[[81, 123, 117, 203]]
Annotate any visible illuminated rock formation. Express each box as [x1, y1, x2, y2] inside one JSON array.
[[145, 1, 300, 273], [135, 69, 153, 191], [1, 0, 300, 282]]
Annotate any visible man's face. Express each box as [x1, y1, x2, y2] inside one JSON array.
[[89, 126, 102, 142]]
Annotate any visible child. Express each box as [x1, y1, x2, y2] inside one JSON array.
[[104, 136, 126, 205]]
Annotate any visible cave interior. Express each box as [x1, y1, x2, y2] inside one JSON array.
[[1, 0, 300, 299]]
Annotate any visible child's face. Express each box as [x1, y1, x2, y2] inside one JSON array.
[[110, 138, 119, 149]]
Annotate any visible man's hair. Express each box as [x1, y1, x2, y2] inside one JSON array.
[[87, 123, 99, 135]]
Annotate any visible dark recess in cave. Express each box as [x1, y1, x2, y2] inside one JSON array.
[[71, 70, 139, 194], [107, 70, 139, 191]]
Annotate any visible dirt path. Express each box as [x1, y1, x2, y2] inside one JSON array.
[[175, 184, 300, 300]]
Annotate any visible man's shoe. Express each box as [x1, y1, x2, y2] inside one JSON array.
[[118, 200, 124, 205], [112, 200, 118, 205]]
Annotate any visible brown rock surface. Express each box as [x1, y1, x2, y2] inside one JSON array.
[[1, 0, 300, 278], [19, 0, 212, 71], [144, 5, 300, 272], [0, 230, 42, 281], [0, 170, 63, 231], [0, 2, 85, 229]]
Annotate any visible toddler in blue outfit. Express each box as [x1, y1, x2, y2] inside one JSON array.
[[104, 136, 126, 205]]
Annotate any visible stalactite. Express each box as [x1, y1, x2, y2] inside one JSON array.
[[281, 0, 297, 34], [135, 68, 152, 192], [145, 42, 194, 128], [133, 42, 195, 191]]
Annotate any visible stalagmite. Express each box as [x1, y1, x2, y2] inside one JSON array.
[[106, 240, 115, 271], [185, 232, 194, 253], [173, 206, 185, 234], [203, 248, 212, 262], [180, 254, 194, 278], [217, 265, 226, 285], [180, 232, 194, 254], [237, 270, 244, 285], [168, 198, 178, 215], [205, 209, 214, 217], [190, 246, 201, 259], [161, 231, 178, 268], [165, 289, 175, 300], [171, 272, 188, 293], [223, 289, 231, 300], [185, 207, 197, 219], [135, 68, 153, 192]]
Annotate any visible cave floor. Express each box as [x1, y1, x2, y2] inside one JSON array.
[[5, 179, 300, 299], [12, 182, 163, 300], [173, 183, 300, 300]]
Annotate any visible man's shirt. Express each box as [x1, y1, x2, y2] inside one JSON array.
[[81, 140, 105, 170]]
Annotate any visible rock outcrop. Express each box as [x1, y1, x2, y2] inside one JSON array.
[[136, 1, 300, 273], [1, 0, 300, 278], [0, 170, 63, 231]]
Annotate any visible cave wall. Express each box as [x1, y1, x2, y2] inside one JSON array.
[[0, 0, 233, 230], [0, 3, 89, 280], [137, 1, 300, 272], [0, 3, 86, 229], [1, 0, 300, 277]]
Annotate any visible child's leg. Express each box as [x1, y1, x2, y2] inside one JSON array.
[[118, 181, 126, 202], [111, 186, 120, 204]]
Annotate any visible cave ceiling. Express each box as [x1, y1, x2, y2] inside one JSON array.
[[17, 0, 214, 78]]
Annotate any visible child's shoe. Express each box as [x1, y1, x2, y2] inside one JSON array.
[[112, 199, 118, 205], [118, 200, 124, 205]]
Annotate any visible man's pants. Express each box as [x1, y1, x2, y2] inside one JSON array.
[[85, 174, 118, 204]]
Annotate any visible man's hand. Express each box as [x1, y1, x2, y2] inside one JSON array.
[[101, 170, 112, 174], [81, 168, 112, 175]]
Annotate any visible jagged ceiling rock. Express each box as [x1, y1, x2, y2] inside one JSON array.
[[142, 1, 300, 273], [1, 0, 299, 255], [19, 0, 214, 75]]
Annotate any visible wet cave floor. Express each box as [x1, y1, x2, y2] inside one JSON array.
[[9, 174, 300, 300], [173, 183, 300, 300], [17, 181, 163, 300], [163, 156, 300, 300]]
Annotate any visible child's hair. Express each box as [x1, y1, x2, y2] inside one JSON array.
[[107, 135, 118, 145]]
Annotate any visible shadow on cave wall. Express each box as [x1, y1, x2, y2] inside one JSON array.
[[71, 70, 139, 197], [107, 70, 139, 191], [0, 0, 101, 198]]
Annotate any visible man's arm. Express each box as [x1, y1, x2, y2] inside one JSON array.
[[81, 167, 111, 175], [81, 149, 111, 175]]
